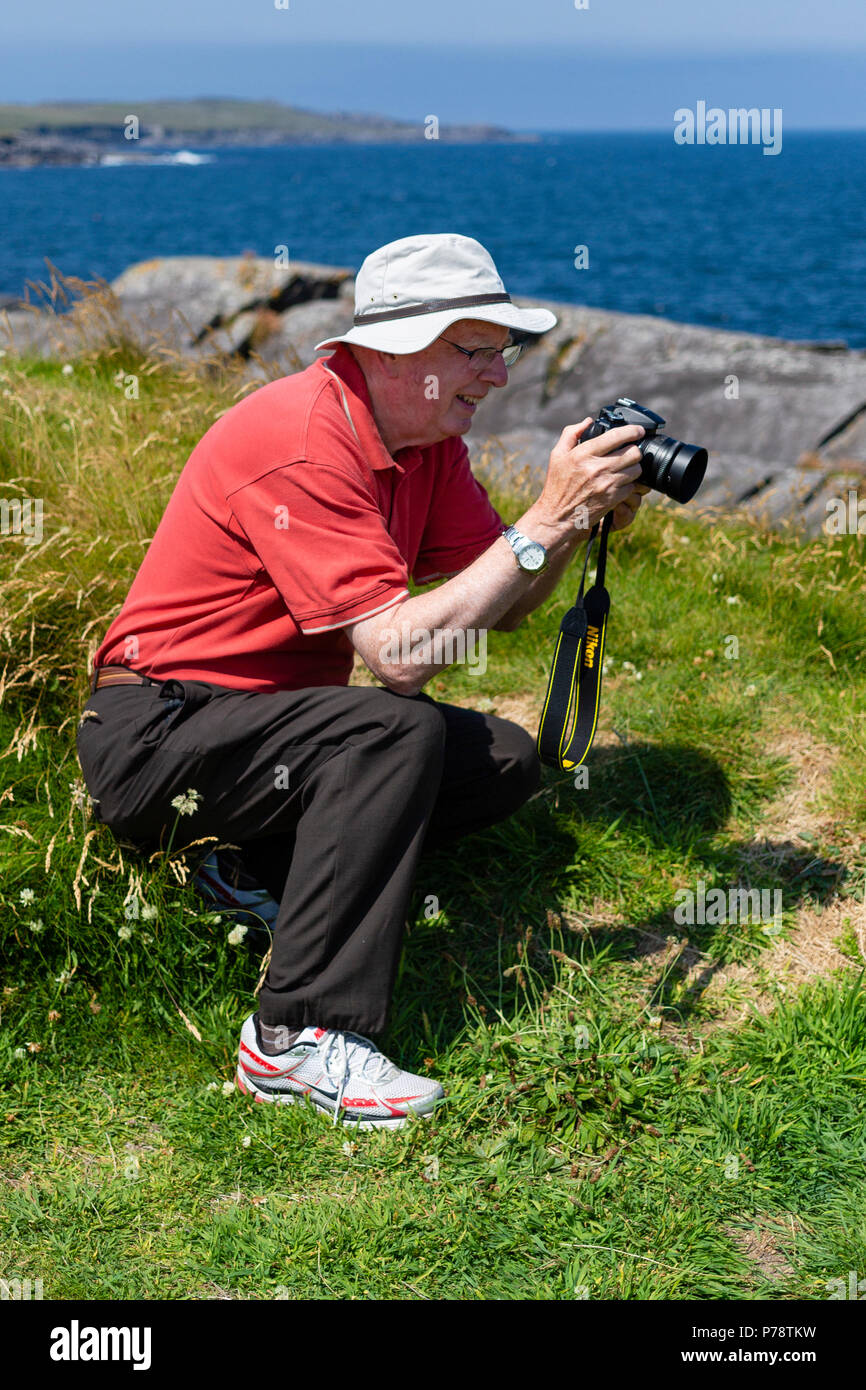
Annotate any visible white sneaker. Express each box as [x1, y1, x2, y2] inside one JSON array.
[[195, 850, 279, 943], [235, 1014, 445, 1130]]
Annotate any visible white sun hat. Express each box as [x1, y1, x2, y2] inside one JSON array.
[[314, 232, 558, 354]]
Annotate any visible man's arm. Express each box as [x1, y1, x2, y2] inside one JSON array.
[[345, 417, 646, 697]]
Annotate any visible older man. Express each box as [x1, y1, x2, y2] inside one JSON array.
[[76, 233, 646, 1128]]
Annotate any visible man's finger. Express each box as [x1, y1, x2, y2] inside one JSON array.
[[574, 423, 645, 456], [557, 417, 594, 450]]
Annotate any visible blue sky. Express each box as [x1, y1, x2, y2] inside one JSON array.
[[4, 0, 865, 128]]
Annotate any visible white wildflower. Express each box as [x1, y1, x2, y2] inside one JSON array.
[[141, 903, 158, 921], [171, 788, 203, 816], [55, 969, 73, 990], [28, 918, 44, 933], [13, 1047, 26, 1060], [206, 1082, 219, 1092], [61, 363, 74, 376], [712, 572, 721, 584], [18, 888, 35, 905], [117, 925, 133, 941], [725, 595, 742, 606], [341, 1140, 358, 1157], [221, 1080, 235, 1097], [140, 933, 153, 944], [227, 924, 248, 947], [744, 684, 757, 697], [242, 1135, 252, 1148]]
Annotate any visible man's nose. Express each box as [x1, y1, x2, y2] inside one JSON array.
[[478, 354, 509, 387]]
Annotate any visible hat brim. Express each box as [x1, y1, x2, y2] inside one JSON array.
[[314, 301, 557, 354]]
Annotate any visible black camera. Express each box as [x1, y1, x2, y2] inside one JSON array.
[[583, 398, 708, 504]]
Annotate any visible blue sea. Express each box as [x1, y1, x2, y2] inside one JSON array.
[[2, 132, 865, 347]]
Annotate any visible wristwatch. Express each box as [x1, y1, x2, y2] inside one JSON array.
[[502, 525, 549, 574]]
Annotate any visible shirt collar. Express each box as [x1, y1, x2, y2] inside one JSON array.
[[317, 344, 424, 474]]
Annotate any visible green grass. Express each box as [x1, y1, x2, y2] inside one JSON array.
[[1, 318, 866, 1300]]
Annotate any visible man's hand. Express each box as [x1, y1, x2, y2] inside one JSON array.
[[610, 482, 651, 532], [524, 416, 646, 544]]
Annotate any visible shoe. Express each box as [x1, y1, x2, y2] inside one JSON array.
[[195, 849, 279, 946], [235, 1014, 445, 1130]]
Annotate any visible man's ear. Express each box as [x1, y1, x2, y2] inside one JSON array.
[[375, 350, 402, 379]]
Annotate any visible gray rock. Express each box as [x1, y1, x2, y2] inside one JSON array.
[[108, 255, 354, 353], [0, 306, 81, 357], [472, 300, 866, 467], [465, 299, 866, 532], [247, 299, 355, 371]]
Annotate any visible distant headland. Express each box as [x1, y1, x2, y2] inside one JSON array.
[[0, 99, 534, 166]]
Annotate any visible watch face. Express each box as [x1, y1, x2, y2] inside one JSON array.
[[520, 542, 546, 572]]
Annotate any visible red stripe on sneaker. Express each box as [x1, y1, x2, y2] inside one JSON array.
[[240, 1040, 279, 1072], [382, 1095, 424, 1115], [339, 1094, 423, 1113]]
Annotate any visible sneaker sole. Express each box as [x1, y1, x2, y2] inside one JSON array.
[[196, 869, 278, 929], [235, 1066, 443, 1131]]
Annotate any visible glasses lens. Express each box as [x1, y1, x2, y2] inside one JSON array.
[[470, 344, 522, 367]]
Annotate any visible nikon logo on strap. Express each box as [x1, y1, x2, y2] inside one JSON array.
[[537, 514, 613, 772], [583, 625, 601, 669]]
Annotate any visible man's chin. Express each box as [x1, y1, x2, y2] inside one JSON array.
[[445, 413, 473, 436]]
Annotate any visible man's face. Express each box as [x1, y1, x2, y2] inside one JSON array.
[[387, 318, 512, 448]]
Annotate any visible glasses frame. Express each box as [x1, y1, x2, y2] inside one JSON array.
[[439, 336, 524, 368]]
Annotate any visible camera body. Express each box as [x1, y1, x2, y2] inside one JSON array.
[[583, 397, 708, 504]]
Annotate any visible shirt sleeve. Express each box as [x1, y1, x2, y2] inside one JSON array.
[[228, 459, 409, 634], [412, 441, 506, 584]]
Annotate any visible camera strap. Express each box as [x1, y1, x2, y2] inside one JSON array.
[[537, 510, 613, 770]]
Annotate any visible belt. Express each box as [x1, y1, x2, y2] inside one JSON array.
[[90, 664, 161, 695]]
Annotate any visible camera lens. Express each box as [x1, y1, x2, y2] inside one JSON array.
[[640, 436, 708, 504]]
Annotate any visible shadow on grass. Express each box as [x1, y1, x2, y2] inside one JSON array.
[[399, 740, 848, 1050]]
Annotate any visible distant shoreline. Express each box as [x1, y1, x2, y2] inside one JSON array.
[[0, 98, 536, 167]]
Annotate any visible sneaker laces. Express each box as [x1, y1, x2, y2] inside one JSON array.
[[319, 1030, 400, 1125]]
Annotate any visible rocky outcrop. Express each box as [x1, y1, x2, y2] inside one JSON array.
[[0, 255, 354, 361], [0, 132, 102, 167], [465, 302, 866, 533], [108, 255, 354, 357], [2, 256, 864, 533]]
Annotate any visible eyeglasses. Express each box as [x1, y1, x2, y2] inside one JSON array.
[[439, 337, 524, 368]]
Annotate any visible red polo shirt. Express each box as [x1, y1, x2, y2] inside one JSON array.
[[90, 344, 505, 692]]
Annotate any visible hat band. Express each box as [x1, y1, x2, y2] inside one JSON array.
[[353, 292, 512, 326]]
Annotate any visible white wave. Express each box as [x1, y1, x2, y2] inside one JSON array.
[[98, 149, 215, 167]]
